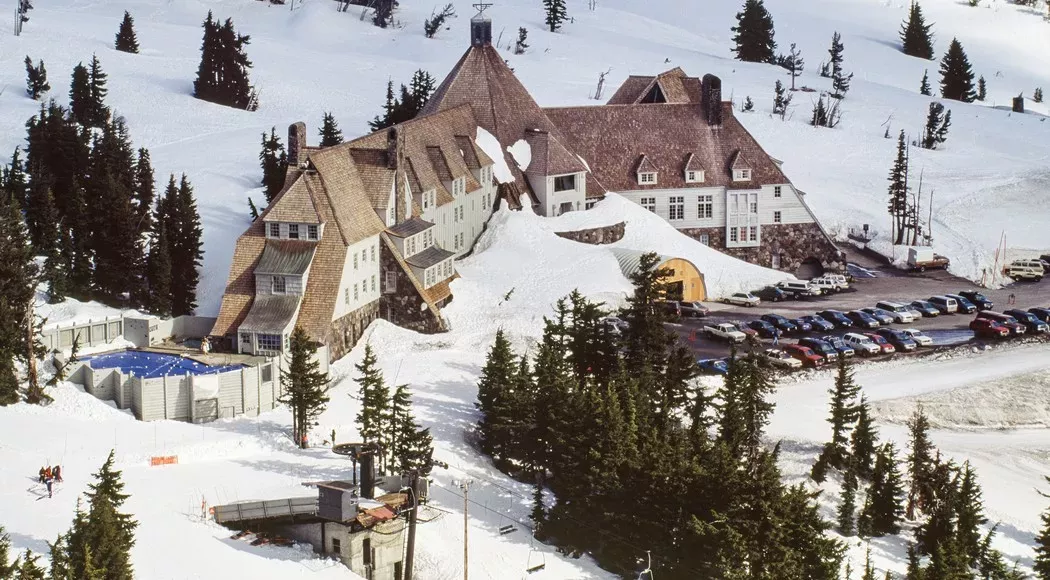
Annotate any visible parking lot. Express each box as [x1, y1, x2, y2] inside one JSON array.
[[670, 247, 1050, 362]]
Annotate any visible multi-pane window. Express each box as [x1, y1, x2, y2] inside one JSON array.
[[371, 245, 376, 261], [257, 334, 281, 352], [344, 288, 349, 305], [774, 211, 782, 223], [774, 186, 782, 198], [288, 224, 299, 239], [240, 333, 251, 345], [362, 249, 367, 263], [750, 201, 758, 214], [354, 254, 358, 270], [697, 195, 713, 219], [371, 275, 376, 293], [354, 283, 359, 301], [271, 276, 286, 294], [638, 172, 656, 184], [699, 233, 710, 245], [730, 228, 738, 242], [686, 170, 704, 183], [385, 271, 396, 293], [641, 197, 656, 213], [269, 222, 280, 238], [669, 196, 685, 220], [307, 225, 318, 240], [749, 226, 758, 242]]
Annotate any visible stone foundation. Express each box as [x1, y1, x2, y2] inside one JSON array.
[[379, 242, 446, 335], [326, 300, 381, 361], [554, 222, 625, 245], [678, 223, 843, 275]]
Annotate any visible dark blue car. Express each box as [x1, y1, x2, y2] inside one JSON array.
[[958, 290, 994, 310], [1029, 307, 1050, 323], [945, 294, 978, 314], [817, 310, 854, 328], [747, 320, 779, 338], [698, 359, 729, 375], [799, 315, 835, 332], [762, 314, 799, 333], [846, 310, 880, 329]]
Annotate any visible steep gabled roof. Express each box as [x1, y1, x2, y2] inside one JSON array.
[[683, 152, 705, 173], [265, 176, 322, 224], [606, 68, 703, 105], [635, 154, 657, 174], [523, 130, 587, 176], [729, 150, 752, 171]]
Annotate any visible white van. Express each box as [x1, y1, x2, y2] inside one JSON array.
[[842, 333, 881, 355], [875, 301, 919, 324], [810, 277, 839, 294], [778, 280, 822, 297], [928, 295, 958, 314], [1006, 262, 1043, 281]]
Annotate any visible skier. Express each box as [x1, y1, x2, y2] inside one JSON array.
[[53, 465, 62, 482], [45, 477, 53, 498], [44, 466, 52, 481], [38, 466, 46, 483], [772, 329, 780, 347]]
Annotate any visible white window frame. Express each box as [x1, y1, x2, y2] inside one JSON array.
[[699, 233, 710, 245], [668, 196, 685, 220], [729, 228, 738, 242], [344, 288, 349, 305], [371, 245, 376, 262], [354, 283, 359, 301], [685, 170, 705, 184], [354, 254, 358, 270], [638, 172, 657, 185], [288, 224, 300, 239], [271, 276, 287, 294], [307, 224, 318, 240], [371, 275, 376, 293], [733, 168, 752, 181], [640, 197, 656, 213], [774, 185, 782, 198], [697, 195, 713, 219], [256, 333, 281, 352], [774, 210, 782, 224], [268, 222, 280, 238], [384, 271, 397, 293], [553, 174, 577, 193]]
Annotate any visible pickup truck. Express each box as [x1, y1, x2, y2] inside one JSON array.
[[703, 323, 748, 343], [907, 248, 951, 272]]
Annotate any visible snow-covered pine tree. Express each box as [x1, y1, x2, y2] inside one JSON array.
[[476, 329, 519, 466], [86, 54, 110, 128], [514, 27, 530, 55], [145, 222, 172, 317], [68, 63, 92, 126], [887, 130, 909, 244], [279, 326, 330, 448], [850, 396, 878, 479], [772, 80, 791, 119], [259, 127, 288, 203], [84, 450, 138, 579], [115, 11, 140, 54], [859, 442, 905, 536], [543, 0, 568, 33], [318, 112, 343, 147], [906, 406, 935, 519], [355, 344, 391, 449], [939, 38, 976, 103], [742, 96, 754, 111], [977, 75, 987, 101], [1036, 479, 1050, 580], [785, 42, 804, 90], [731, 0, 776, 63], [828, 32, 853, 99], [920, 102, 951, 150], [920, 69, 931, 95], [838, 459, 859, 536], [900, 1, 934, 60], [24, 57, 50, 100], [423, 3, 455, 38]]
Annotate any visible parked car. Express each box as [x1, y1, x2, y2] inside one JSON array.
[[1005, 262, 1043, 282], [761, 314, 799, 334], [945, 294, 977, 314], [817, 309, 854, 329], [601, 316, 629, 336], [874, 301, 920, 323], [703, 323, 748, 343], [729, 321, 759, 341], [969, 318, 1009, 339], [860, 307, 896, 325], [723, 292, 761, 307], [1042, 256, 1050, 273], [820, 335, 856, 357], [747, 320, 779, 339], [875, 328, 918, 352], [908, 247, 951, 272], [1004, 309, 1050, 334], [679, 301, 711, 318], [783, 344, 825, 367], [797, 338, 839, 362], [1028, 307, 1050, 323], [809, 277, 840, 295], [823, 274, 850, 291], [842, 332, 881, 356], [928, 296, 959, 314], [753, 286, 787, 303], [790, 318, 813, 333], [799, 315, 835, 332], [777, 280, 822, 299], [900, 328, 933, 347], [909, 300, 940, 317], [957, 291, 993, 311], [698, 359, 729, 375], [846, 310, 880, 329], [763, 349, 803, 369], [864, 333, 897, 354], [974, 311, 1027, 336]]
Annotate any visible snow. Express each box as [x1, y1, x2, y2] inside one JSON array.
[[474, 127, 513, 183], [3, 0, 1050, 576], [506, 139, 532, 171]]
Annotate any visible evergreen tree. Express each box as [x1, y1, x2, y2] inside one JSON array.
[[784, 42, 804, 90], [0, 199, 39, 406], [742, 96, 754, 112], [387, 384, 434, 475], [279, 326, 330, 449], [514, 27, 530, 55], [939, 38, 976, 103], [920, 69, 932, 95], [84, 450, 137, 579], [828, 32, 853, 99], [862, 546, 877, 580], [193, 12, 221, 103], [838, 460, 858, 536], [476, 329, 519, 467], [859, 442, 905, 537], [114, 11, 140, 54], [976, 76, 987, 101], [530, 477, 545, 531], [953, 462, 986, 568], [133, 148, 155, 233], [0, 525, 14, 578], [355, 344, 391, 449], [423, 3, 455, 38], [737, 352, 776, 461], [259, 128, 288, 203], [915, 458, 959, 556], [24, 181, 59, 252], [14, 550, 46, 580], [900, 1, 934, 60], [850, 396, 878, 479], [905, 543, 923, 580], [46, 533, 71, 580], [1035, 479, 1050, 579], [318, 112, 343, 147], [920, 102, 951, 150], [543, 0, 568, 32], [86, 55, 110, 128], [165, 175, 203, 316], [825, 356, 862, 471], [906, 406, 935, 519], [193, 13, 258, 110], [1036, 87, 1044, 103], [372, 0, 394, 28], [24, 57, 50, 100], [369, 81, 398, 132], [145, 222, 172, 317], [773, 79, 791, 117], [407, 70, 436, 115], [69, 63, 92, 126], [88, 165, 142, 305], [4, 148, 29, 208], [887, 130, 909, 244], [731, 0, 777, 64]]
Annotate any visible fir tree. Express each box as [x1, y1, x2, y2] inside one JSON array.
[[1035, 478, 1050, 579], [406, 70, 436, 116], [900, 1, 934, 60], [24, 181, 59, 252], [88, 165, 143, 305], [423, 3, 455, 38], [810, 94, 840, 127], [862, 546, 876, 580], [939, 38, 975, 103], [742, 96, 754, 112], [543, 0, 568, 33], [86, 55, 110, 128], [826, 356, 862, 471], [838, 460, 858, 536], [193, 13, 258, 110], [530, 477, 545, 532], [14, 550, 47, 580], [84, 450, 138, 579], [850, 396, 878, 479], [318, 112, 343, 147], [370, 81, 397, 132], [259, 128, 288, 203], [4, 148, 29, 208], [372, 0, 394, 28], [46, 533, 71, 580], [355, 344, 391, 449], [887, 130, 910, 244], [828, 32, 853, 99], [859, 442, 905, 536], [0, 525, 13, 578], [279, 326, 330, 449], [193, 12, 221, 102], [387, 385, 433, 475], [920, 69, 931, 95], [920, 102, 951, 150], [976, 76, 987, 101], [69, 64, 92, 126], [162, 175, 203, 316], [785, 42, 804, 90], [114, 11, 140, 54], [24, 57, 50, 100], [1035, 87, 1044, 103], [476, 329, 519, 467], [0, 199, 39, 406], [906, 406, 935, 519], [145, 222, 172, 317], [514, 27, 530, 55], [905, 543, 922, 580], [953, 462, 986, 567], [731, 0, 777, 64]]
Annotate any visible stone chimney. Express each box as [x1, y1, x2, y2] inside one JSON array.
[[288, 122, 307, 167], [701, 74, 723, 127], [386, 127, 399, 169]]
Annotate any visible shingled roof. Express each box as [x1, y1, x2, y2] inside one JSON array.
[[606, 68, 704, 105]]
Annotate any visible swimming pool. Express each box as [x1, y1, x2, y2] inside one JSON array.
[[84, 350, 243, 379]]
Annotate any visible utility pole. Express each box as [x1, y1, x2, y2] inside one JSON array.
[[459, 480, 473, 580], [404, 470, 419, 580]]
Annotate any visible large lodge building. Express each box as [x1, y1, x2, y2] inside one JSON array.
[[209, 8, 840, 361]]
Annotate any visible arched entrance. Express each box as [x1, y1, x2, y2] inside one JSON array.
[[795, 257, 825, 279]]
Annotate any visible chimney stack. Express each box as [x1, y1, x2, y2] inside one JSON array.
[[701, 74, 723, 127], [360, 452, 376, 500], [288, 122, 307, 167], [386, 127, 399, 170]]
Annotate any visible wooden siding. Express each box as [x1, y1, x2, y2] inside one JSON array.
[[661, 257, 706, 301]]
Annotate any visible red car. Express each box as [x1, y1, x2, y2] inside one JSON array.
[[783, 344, 825, 368], [729, 321, 759, 341], [864, 333, 897, 354], [970, 318, 1009, 338]]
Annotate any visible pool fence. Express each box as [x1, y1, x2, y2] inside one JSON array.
[[41, 314, 218, 352]]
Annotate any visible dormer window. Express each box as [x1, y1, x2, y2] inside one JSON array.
[[268, 222, 280, 238], [638, 172, 657, 185], [307, 225, 318, 240], [685, 170, 705, 184], [288, 224, 300, 239], [733, 168, 752, 181], [422, 190, 436, 211], [553, 174, 577, 192]]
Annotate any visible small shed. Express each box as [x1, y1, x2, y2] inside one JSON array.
[[610, 248, 707, 301]]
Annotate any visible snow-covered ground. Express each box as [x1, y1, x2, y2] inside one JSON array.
[[4, 0, 1050, 576]]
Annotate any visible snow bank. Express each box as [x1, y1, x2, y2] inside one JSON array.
[[474, 128, 513, 183], [507, 139, 532, 171]]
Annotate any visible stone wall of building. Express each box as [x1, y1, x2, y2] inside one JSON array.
[[554, 222, 626, 245], [678, 223, 843, 275], [379, 244, 446, 335], [326, 300, 381, 361]]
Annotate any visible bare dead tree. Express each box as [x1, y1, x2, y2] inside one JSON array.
[[593, 68, 611, 100]]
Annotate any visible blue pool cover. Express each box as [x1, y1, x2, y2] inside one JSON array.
[[84, 350, 243, 379]]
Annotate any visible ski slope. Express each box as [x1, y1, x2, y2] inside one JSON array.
[[2, 0, 1050, 576]]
